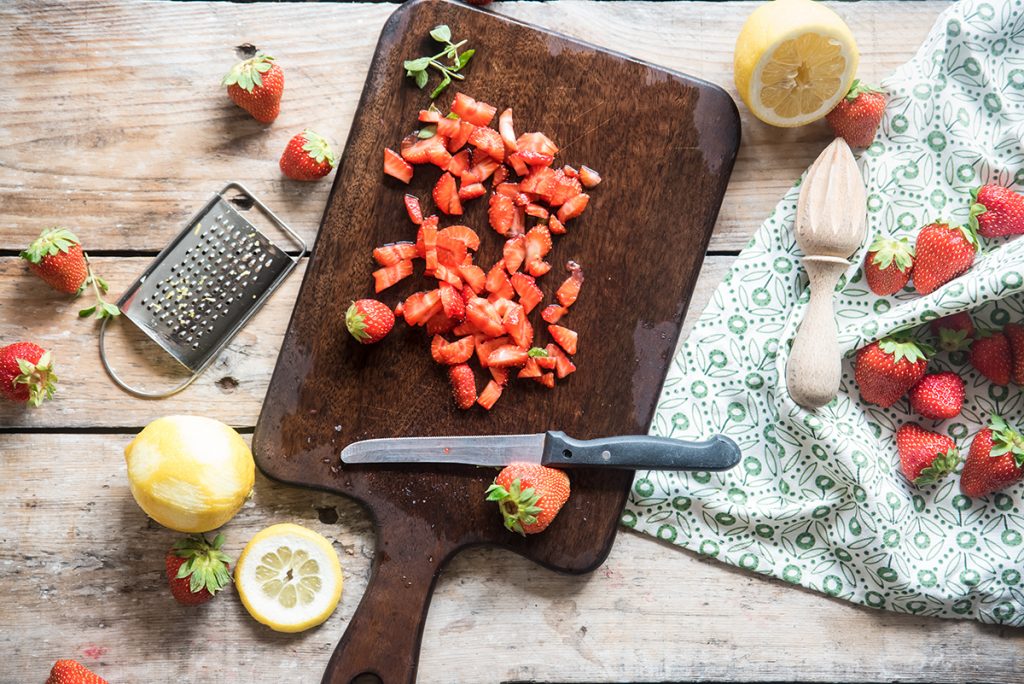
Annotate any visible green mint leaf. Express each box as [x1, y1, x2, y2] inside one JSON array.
[[457, 49, 475, 70], [417, 125, 437, 139], [404, 57, 430, 72], [430, 74, 451, 99], [430, 24, 452, 44], [414, 69, 429, 89], [78, 305, 96, 318]]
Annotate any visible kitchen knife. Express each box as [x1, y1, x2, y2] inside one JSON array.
[[340, 431, 741, 471]]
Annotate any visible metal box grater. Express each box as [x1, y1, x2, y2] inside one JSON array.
[[99, 182, 306, 398]]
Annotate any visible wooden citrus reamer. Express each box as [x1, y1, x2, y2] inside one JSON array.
[[786, 138, 867, 408]]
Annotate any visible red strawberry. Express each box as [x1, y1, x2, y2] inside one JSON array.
[[549, 324, 578, 355], [579, 165, 602, 188], [165, 533, 232, 606], [961, 417, 1024, 497], [511, 272, 543, 314], [908, 372, 964, 420], [969, 184, 1024, 238], [384, 148, 413, 184], [0, 342, 57, 406], [502, 304, 534, 349], [403, 290, 443, 326], [503, 236, 527, 273], [545, 343, 577, 378], [46, 659, 109, 684], [516, 132, 559, 157], [524, 226, 553, 271], [468, 126, 504, 162], [863, 235, 914, 295], [477, 379, 503, 409], [403, 194, 423, 225], [20, 228, 86, 293], [433, 172, 463, 215], [439, 282, 466, 323], [431, 335, 475, 365], [541, 304, 567, 324], [486, 462, 570, 534], [825, 80, 886, 148], [440, 225, 480, 251], [556, 194, 590, 223], [896, 423, 959, 486], [458, 263, 487, 294], [487, 345, 529, 367], [1004, 323, 1024, 384], [465, 297, 505, 337], [346, 299, 395, 344], [970, 330, 1012, 385], [449, 363, 477, 409], [489, 193, 517, 235], [854, 337, 930, 407], [485, 261, 515, 299], [372, 261, 413, 293], [548, 215, 566, 235], [930, 312, 974, 352], [451, 93, 497, 127], [373, 242, 418, 267], [556, 261, 585, 308], [222, 48, 283, 124], [912, 223, 978, 295], [280, 130, 336, 181]]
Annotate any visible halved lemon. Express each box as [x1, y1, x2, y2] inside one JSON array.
[[235, 523, 343, 633], [734, 0, 858, 127]]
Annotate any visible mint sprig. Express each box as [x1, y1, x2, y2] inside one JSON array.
[[403, 25, 475, 99]]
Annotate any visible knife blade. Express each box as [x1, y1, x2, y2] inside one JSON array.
[[340, 431, 741, 471]]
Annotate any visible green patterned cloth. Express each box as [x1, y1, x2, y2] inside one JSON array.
[[626, 0, 1024, 624]]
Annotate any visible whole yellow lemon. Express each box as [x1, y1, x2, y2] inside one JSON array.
[[124, 415, 255, 533]]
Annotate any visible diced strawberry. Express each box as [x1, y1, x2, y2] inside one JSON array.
[[476, 335, 511, 367], [448, 120, 476, 152], [488, 345, 529, 367], [451, 93, 497, 127], [548, 215, 566, 235], [462, 157, 500, 184], [394, 301, 404, 317], [401, 134, 449, 167], [431, 335, 448, 363], [477, 380, 502, 410], [419, 109, 441, 123], [498, 109, 517, 153], [489, 366, 510, 387], [510, 272, 543, 313], [449, 363, 477, 410], [541, 304, 566, 324], [438, 281, 467, 323], [465, 297, 505, 337], [546, 170, 582, 207], [525, 203, 549, 219], [503, 304, 534, 348], [519, 166, 556, 195], [518, 357, 542, 378], [527, 260, 551, 277], [447, 149, 472, 177], [556, 261, 584, 308], [535, 354, 557, 371], [489, 193, 516, 236], [458, 182, 487, 201], [492, 165, 509, 186], [512, 205, 526, 236], [457, 263, 487, 294], [503, 235, 526, 273], [434, 264, 462, 289], [440, 225, 480, 251], [469, 126, 505, 162], [453, 319, 479, 336], [489, 296, 515, 318], [436, 233, 468, 264], [506, 152, 529, 176], [546, 343, 576, 378], [436, 116, 461, 138], [535, 372, 555, 388], [426, 311, 456, 335], [495, 182, 521, 198], [428, 141, 452, 169], [519, 151, 554, 167], [516, 132, 559, 157], [484, 261, 513, 297], [557, 193, 590, 223], [404, 194, 423, 225], [403, 289, 442, 325], [562, 165, 578, 178], [433, 335, 474, 364], [373, 260, 414, 293], [549, 324, 577, 355], [432, 172, 463, 216], [525, 226, 552, 261], [384, 148, 414, 183], [579, 165, 601, 188], [373, 242, 418, 266], [421, 221, 438, 273]]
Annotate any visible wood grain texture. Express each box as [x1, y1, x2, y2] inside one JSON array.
[[0, 0, 945, 253], [252, 1, 739, 680], [3, 434, 1023, 684]]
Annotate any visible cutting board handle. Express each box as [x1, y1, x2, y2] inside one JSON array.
[[322, 524, 448, 684]]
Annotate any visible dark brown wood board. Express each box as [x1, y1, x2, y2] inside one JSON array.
[[252, 0, 739, 681]]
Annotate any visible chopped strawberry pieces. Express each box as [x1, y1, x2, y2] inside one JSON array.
[[562, 165, 578, 178], [419, 109, 441, 123], [403, 289, 443, 326], [519, 166, 555, 195], [541, 304, 567, 324], [549, 325, 577, 355], [556, 261, 584, 308], [373, 260, 414, 293], [535, 354, 557, 371], [510, 273, 543, 313], [431, 335, 475, 364], [404, 194, 424, 225], [527, 259, 551, 277], [525, 226, 552, 262], [556, 193, 590, 223], [536, 372, 555, 388], [489, 193, 516, 236], [457, 263, 486, 294], [502, 236, 526, 273], [421, 221, 438, 273], [402, 134, 449, 167], [465, 297, 505, 338], [452, 319, 479, 336], [426, 310, 456, 335], [475, 335, 511, 367], [447, 148, 472, 177], [449, 363, 477, 410], [384, 148, 414, 183], [468, 126, 505, 162], [440, 225, 480, 251], [503, 304, 534, 348], [458, 182, 487, 201], [477, 380, 502, 410], [488, 345, 529, 367], [519, 151, 554, 167], [518, 357, 542, 378], [579, 165, 601, 188], [439, 281, 466, 322], [547, 215, 566, 235], [546, 343, 576, 378], [498, 108, 517, 153], [516, 132, 559, 157], [545, 170, 582, 207], [525, 203, 549, 219], [462, 156, 500, 184], [492, 165, 509, 186], [451, 93, 497, 127], [506, 152, 529, 176], [495, 182, 522, 198], [433, 172, 463, 216], [448, 120, 476, 152], [373, 242, 418, 267]]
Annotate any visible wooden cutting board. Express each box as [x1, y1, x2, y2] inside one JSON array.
[[253, 0, 739, 681]]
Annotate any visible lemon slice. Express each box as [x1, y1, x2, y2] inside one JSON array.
[[235, 523, 343, 633], [734, 0, 858, 127]]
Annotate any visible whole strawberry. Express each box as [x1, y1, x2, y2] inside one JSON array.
[[854, 336, 930, 407], [46, 659, 108, 684], [486, 462, 570, 535], [969, 184, 1024, 238], [345, 299, 395, 344], [970, 330, 1011, 386], [908, 371, 964, 420], [165, 533, 232, 606], [863, 235, 914, 295], [825, 80, 887, 148], [961, 416, 1024, 497], [1004, 323, 1024, 384], [222, 47, 283, 124], [0, 342, 57, 406], [896, 423, 959, 486], [912, 223, 978, 295], [930, 312, 974, 352], [20, 228, 86, 293], [280, 129, 337, 181]]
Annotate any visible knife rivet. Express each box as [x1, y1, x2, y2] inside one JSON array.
[[601, 450, 611, 461]]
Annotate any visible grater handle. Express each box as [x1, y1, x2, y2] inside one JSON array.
[[98, 316, 202, 399]]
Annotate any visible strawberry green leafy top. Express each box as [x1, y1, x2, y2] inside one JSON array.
[[19, 227, 80, 264], [988, 416, 1024, 466], [222, 51, 276, 93], [868, 235, 915, 272], [300, 129, 336, 168], [14, 351, 58, 407], [877, 336, 932, 363], [173, 533, 233, 596], [913, 447, 960, 486], [485, 478, 543, 536]]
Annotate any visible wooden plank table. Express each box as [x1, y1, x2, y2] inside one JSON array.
[[5, 1, 1023, 682]]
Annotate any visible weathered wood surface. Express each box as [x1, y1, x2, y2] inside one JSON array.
[[3, 434, 1022, 684], [0, 1, 943, 253]]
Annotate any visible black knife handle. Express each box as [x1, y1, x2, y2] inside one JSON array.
[[541, 431, 741, 471]]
